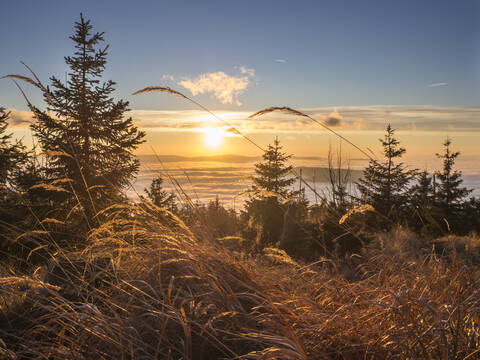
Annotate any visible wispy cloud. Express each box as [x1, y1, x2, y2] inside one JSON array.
[[237, 66, 255, 77], [7, 106, 480, 135], [178, 67, 255, 106], [129, 106, 480, 134], [274, 58, 287, 63], [161, 74, 175, 82], [5, 108, 34, 127], [428, 82, 448, 87]]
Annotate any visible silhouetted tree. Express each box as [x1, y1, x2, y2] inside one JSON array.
[[0, 108, 54, 261], [408, 170, 439, 234], [0, 108, 28, 192], [356, 124, 416, 228], [250, 137, 298, 198], [0, 108, 28, 249], [30, 14, 145, 221], [205, 196, 237, 239], [144, 175, 177, 213], [434, 138, 471, 232], [243, 138, 303, 249]]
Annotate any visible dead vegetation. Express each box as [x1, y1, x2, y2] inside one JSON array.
[[1, 203, 479, 359]]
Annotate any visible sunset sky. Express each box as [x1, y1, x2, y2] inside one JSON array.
[[1, 0, 479, 168]]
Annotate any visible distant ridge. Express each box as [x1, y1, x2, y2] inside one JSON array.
[[138, 154, 260, 163], [294, 166, 363, 183], [138, 154, 327, 164]]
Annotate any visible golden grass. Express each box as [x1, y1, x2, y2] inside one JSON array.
[[339, 204, 375, 224], [0, 202, 479, 359]]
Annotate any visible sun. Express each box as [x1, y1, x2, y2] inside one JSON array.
[[203, 127, 224, 148]]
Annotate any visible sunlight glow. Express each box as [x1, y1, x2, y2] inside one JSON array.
[[203, 127, 224, 148]]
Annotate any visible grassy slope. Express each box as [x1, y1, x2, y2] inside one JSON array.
[[0, 204, 479, 359]]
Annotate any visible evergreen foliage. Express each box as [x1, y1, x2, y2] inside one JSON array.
[[244, 138, 302, 249], [356, 124, 416, 227], [411, 171, 434, 209], [409, 170, 438, 234], [250, 137, 298, 198], [144, 175, 177, 213], [204, 196, 237, 239], [0, 108, 28, 192], [30, 14, 145, 220], [0, 108, 29, 253], [434, 138, 472, 232]]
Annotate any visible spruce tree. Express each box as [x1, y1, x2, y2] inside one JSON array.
[[434, 138, 471, 232], [244, 138, 301, 249], [356, 124, 416, 226], [0, 107, 31, 254], [144, 176, 177, 213], [30, 14, 145, 219], [410, 171, 434, 210], [0, 107, 29, 192], [250, 137, 298, 198], [408, 170, 437, 233]]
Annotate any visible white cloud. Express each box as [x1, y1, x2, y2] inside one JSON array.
[[237, 66, 255, 77], [178, 67, 255, 106], [428, 82, 448, 87], [274, 59, 287, 63], [161, 74, 175, 82]]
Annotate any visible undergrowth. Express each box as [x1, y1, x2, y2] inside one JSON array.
[[0, 202, 479, 359]]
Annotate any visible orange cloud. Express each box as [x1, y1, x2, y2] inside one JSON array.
[[5, 108, 34, 127]]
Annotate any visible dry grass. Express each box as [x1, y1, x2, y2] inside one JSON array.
[[0, 203, 479, 359]]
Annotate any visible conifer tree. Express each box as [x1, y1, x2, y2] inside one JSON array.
[[250, 137, 298, 198], [0, 107, 31, 252], [410, 170, 434, 210], [144, 176, 177, 213], [434, 138, 471, 231], [356, 124, 416, 226], [244, 138, 301, 249], [30, 14, 145, 219], [408, 170, 437, 233], [0, 108, 29, 195]]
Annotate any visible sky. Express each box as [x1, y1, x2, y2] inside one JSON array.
[[1, 0, 479, 166]]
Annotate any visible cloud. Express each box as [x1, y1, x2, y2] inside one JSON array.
[[129, 105, 480, 134], [310, 110, 343, 127], [237, 66, 255, 77], [296, 118, 311, 126], [274, 59, 287, 63], [178, 67, 255, 106], [161, 74, 175, 82], [5, 108, 34, 127], [428, 82, 448, 87], [324, 110, 343, 127]]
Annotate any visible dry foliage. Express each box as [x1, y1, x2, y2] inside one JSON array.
[[0, 203, 479, 359]]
